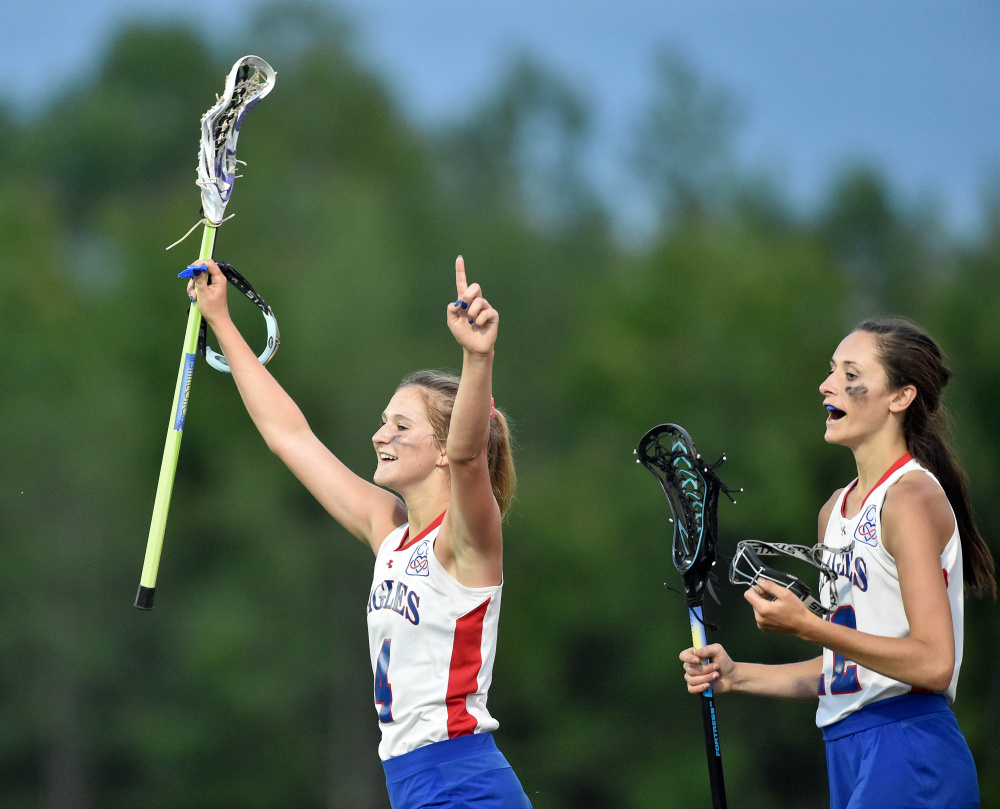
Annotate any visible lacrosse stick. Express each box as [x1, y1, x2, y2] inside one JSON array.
[[135, 56, 276, 610], [635, 424, 738, 809], [730, 539, 853, 617]]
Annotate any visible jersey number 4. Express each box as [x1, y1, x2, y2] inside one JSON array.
[[375, 639, 394, 723]]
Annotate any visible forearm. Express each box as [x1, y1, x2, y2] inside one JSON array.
[[731, 657, 821, 701], [209, 317, 312, 450], [446, 349, 493, 463], [799, 618, 954, 692]]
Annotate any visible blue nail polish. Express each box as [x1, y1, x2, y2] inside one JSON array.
[[189, 295, 195, 302], [460, 301, 468, 310], [454, 300, 462, 307], [468, 318, 474, 324]]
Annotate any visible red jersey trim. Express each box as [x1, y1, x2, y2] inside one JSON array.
[[840, 452, 913, 518], [396, 510, 446, 551], [446, 598, 490, 738]]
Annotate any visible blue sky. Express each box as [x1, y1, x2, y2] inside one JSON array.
[[5, 0, 999, 237]]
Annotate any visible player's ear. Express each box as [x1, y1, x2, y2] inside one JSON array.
[[889, 384, 917, 413]]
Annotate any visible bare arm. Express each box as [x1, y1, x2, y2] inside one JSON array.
[[190, 260, 404, 549], [679, 492, 839, 702], [680, 644, 821, 701], [745, 473, 957, 692], [437, 257, 503, 587]]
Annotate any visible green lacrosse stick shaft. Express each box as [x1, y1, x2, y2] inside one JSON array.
[[135, 224, 218, 609]]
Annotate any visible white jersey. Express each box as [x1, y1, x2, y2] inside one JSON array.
[[815, 454, 964, 728], [366, 512, 502, 760]]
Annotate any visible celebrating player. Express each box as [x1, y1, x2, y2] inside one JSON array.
[[189, 256, 532, 809], [680, 317, 995, 808]]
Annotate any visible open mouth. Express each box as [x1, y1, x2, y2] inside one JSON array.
[[378, 452, 397, 462], [826, 405, 846, 421]]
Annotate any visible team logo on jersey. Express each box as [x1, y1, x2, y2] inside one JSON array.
[[406, 540, 430, 577], [854, 504, 878, 547]]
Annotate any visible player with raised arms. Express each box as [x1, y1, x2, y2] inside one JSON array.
[[189, 256, 531, 809], [680, 317, 994, 808]]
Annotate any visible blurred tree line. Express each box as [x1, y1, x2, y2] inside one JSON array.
[[1, 4, 998, 807]]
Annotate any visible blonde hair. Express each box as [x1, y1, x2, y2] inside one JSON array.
[[397, 370, 516, 517]]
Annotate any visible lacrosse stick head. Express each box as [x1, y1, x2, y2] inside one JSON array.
[[198, 55, 276, 224], [729, 539, 851, 617], [636, 424, 735, 605]]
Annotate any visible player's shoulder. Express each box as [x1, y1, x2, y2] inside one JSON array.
[[883, 469, 954, 544], [884, 468, 948, 513], [891, 466, 942, 497]]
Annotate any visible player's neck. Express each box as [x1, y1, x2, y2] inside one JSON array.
[[852, 431, 910, 499], [402, 484, 450, 538]]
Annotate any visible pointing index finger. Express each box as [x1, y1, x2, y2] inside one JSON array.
[[455, 255, 467, 298]]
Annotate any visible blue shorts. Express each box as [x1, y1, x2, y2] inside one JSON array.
[[822, 693, 979, 809], [382, 733, 532, 809]]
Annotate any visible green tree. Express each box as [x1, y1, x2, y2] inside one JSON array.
[[1, 6, 997, 809]]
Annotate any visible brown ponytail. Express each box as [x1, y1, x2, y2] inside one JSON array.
[[856, 318, 996, 599]]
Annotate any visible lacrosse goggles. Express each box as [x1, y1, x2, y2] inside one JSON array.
[[179, 260, 280, 372], [729, 539, 854, 617]]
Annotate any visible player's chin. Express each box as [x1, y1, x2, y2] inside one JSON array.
[[822, 421, 848, 446]]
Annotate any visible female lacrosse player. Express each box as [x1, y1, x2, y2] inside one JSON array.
[[189, 256, 531, 809], [680, 317, 994, 809]]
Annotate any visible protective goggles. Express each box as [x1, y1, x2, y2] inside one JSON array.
[[729, 540, 853, 617]]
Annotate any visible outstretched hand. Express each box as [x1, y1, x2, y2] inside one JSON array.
[[448, 256, 498, 356]]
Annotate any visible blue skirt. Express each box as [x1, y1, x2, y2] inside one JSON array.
[[382, 733, 532, 809]]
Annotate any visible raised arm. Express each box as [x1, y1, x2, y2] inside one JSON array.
[[437, 256, 503, 587], [190, 260, 404, 550]]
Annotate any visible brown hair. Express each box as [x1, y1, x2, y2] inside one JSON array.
[[397, 370, 516, 518], [855, 317, 996, 599]]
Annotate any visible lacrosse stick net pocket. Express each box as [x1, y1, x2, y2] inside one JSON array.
[[635, 423, 739, 605], [198, 55, 276, 225]]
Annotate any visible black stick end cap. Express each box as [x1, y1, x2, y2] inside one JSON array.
[[134, 586, 155, 610]]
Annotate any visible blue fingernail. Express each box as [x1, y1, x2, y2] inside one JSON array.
[[460, 301, 468, 310], [189, 295, 195, 302], [454, 300, 462, 307], [468, 318, 474, 324], [178, 263, 207, 279]]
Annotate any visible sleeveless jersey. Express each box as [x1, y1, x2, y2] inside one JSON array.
[[815, 454, 965, 728], [366, 512, 502, 760]]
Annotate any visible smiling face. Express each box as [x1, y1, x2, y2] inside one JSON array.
[[820, 330, 912, 449], [371, 386, 447, 493]]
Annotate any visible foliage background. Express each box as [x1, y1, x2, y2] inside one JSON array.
[[1, 5, 998, 807]]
